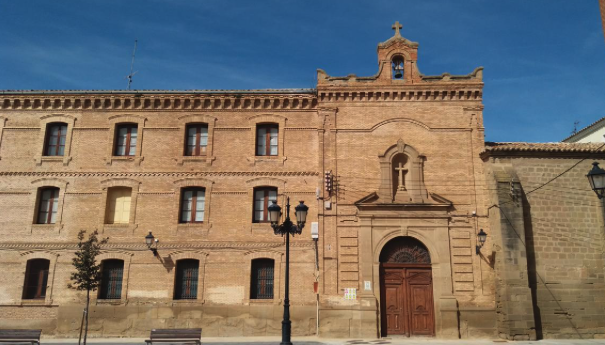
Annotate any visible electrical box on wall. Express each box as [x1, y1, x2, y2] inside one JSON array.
[[311, 222, 319, 239], [324, 201, 331, 210]]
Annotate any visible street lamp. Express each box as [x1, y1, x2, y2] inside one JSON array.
[[476, 229, 487, 255], [268, 197, 308, 345], [145, 231, 158, 256], [587, 162, 605, 199]]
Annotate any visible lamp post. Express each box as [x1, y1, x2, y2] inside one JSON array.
[[587, 162, 605, 199], [268, 197, 308, 345]]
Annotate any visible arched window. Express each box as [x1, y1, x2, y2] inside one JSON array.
[[114, 123, 138, 156], [174, 259, 199, 300], [253, 187, 277, 223], [105, 187, 132, 224], [185, 123, 208, 156], [250, 258, 274, 299], [36, 187, 60, 224], [22, 259, 50, 299], [180, 187, 205, 223], [98, 259, 124, 300], [256, 124, 278, 156], [43, 122, 67, 156], [379, 237, 431, 264]]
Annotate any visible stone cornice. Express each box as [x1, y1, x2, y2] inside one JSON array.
[[0, 171, 319, 177], [0, 94, 317, 111]]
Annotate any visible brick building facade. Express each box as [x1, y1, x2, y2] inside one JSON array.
[[0, 25, 603, 340]]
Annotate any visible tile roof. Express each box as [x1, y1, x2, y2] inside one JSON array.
[[0, 88, 316, 95], [562, 115, 605, 142], [484, 142, 605, 153]]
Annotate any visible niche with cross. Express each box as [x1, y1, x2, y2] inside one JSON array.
[[378, 139, 429, 204]]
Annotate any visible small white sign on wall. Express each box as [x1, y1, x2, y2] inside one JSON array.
[[344, 288, 357, 300], [364, 281, 372, 291]]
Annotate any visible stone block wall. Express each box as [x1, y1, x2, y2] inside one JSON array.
[[486, 156, 605, 340]]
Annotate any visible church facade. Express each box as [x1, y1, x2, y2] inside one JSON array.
[[0, 24, 603, 340]]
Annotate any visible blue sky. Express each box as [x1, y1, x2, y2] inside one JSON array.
[[0, 0, 603, 143]]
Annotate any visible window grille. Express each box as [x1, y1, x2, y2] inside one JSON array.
[[174, 259, 199, 300], [251, 259, 274, 299], [99, 260, 124, 299]]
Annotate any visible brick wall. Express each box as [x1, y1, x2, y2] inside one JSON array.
[[0, 98, 320, 337]]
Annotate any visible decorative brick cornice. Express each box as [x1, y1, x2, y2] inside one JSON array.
[[0, 94, 318, 111], [0, 241, 314, 250], [0, 171, 319, 177], [318, 89, 482, 102]]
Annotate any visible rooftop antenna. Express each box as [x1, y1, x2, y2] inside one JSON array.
[[126, 39, 138, 90], [572, 120, 580, 136]]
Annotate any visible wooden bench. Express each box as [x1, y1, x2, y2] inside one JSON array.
[[0, 329, 42, 345], [145, 328, 202, 344]]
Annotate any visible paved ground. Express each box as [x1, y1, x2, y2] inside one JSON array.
[[39, 337, 605, 344]]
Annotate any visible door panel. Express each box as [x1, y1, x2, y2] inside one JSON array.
[[380, 266, 434, 337], [384, 283, 405, 335], [407, 269, 434, 336]]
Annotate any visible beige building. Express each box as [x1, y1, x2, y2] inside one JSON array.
[[0, 25, 604, 340]]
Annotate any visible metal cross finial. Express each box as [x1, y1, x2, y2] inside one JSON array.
[[392, 21, 403, 36]]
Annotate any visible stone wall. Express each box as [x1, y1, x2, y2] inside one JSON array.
[[485, 156, 605, 340]]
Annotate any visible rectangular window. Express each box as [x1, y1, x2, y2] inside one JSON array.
[[174, 259, 199, 300], [44, 123, 67, 156], [251, 259, 274, 299], [105, 187, 132, 224], [180, 188, 205, 223], [114, 124, 138, 156], [185, 124, 208, 156], [99, 260, 124, 300], [22, 259, 50, 300], [37, 188, 59, 224], [253, 187, 277, 223], [256, 124, 278, 156]]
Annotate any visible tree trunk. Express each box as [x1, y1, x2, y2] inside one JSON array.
[[78, 307, 85, 345], [83, 289, 90, 345]]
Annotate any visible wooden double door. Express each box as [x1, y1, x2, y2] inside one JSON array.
[[380, 265, 435, 337]]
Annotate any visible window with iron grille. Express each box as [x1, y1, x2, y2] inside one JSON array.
[[256, 124, 278, 156], [44, 122, 67, 156], [37, 187, 59, 224], [180, 188, 205, 223], [250, 259, 274, 299], [174, 259, 199, 300], [99, 260, 124, 300], [253, 187, 277, 223], [185, 124, 208, 156], [22, 259, 50, 300], [114, 124, 138, 156]]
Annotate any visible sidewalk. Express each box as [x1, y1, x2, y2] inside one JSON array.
[[39, 336, 605, 344]]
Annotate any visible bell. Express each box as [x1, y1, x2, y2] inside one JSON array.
[[393, 63, 404, 79]]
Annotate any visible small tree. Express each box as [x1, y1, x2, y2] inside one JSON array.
[[68, 230, 108, 345]]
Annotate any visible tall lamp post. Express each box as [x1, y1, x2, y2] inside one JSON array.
[[587, 162, 605, 199], [268, 197, 308, 345]]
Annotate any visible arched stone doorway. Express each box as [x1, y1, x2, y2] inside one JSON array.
[[379, 236, 435, 337]]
